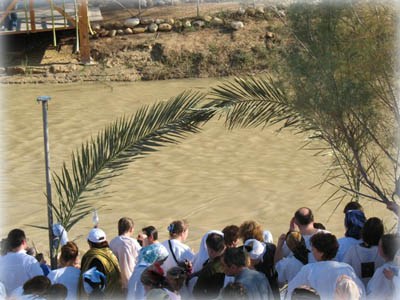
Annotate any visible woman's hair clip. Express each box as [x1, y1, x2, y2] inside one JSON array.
[[167, 223, 175, 233]]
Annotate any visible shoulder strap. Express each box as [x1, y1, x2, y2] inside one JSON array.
[[168, 240, 179, 264]]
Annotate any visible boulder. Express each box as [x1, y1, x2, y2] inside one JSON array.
[[155, 18, 165, 24], [147, 23, 158, 33], [124, 18, 140, 28], [202, 15, 212, 22], [108, 29, 117, 37], [166, 18, 174, 25], [158, 23, 172, 31], [211, 17, 223, 26], [140, 17, 154, 25], [183, 20, 191, 28], [133, 27, 146, 34], [192, 20, 205, 28], [230, 21, 244, 30], [124, 28, 133, 34]]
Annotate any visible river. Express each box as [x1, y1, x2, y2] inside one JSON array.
[[0, 78, 394, 256]]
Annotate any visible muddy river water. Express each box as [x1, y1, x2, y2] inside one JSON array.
[[0, 78, 394, 255]]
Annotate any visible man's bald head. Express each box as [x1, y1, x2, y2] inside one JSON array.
[[294, 207, 314, 226]]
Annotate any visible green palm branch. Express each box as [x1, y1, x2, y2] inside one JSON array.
[[52, 91, 207, 231]]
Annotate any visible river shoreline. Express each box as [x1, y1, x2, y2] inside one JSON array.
[[0, 2, 284, 84]]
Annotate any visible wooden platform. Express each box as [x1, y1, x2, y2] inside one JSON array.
[[0, 3, 102, 36]]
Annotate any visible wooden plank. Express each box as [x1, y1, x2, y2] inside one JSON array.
[[29, 0, 36, 30], [45, 0, 76, 27], [78, 0, 90, 64]]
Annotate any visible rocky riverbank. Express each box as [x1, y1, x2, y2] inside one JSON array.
[[0, 3, 287, 84]]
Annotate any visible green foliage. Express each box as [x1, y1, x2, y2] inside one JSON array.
[[212, 1, 398, 207], [52, 91, 208, 231]]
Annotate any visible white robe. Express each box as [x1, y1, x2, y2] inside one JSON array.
[[161, 239, 195, 272], [47, 266, 81, 300], [287, 260, 366, 300], [367, 262, 398, 300], [336, 237, 361, 262], [276, 254, 304, 285]]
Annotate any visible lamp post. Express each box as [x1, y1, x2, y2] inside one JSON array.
[[37, 96, 56, 269]]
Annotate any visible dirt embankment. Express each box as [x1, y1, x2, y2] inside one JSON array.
[[0, 2, 287, 84]]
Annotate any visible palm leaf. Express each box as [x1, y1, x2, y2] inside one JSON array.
[[52, 91, 207, 231]]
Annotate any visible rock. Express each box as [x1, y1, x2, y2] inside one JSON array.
[[231, 21, 244, 30], [277, 10, 285, 17], [108, 30, 117, 37], [158, 23, 172, 32], [124, 18, 140, 28], [100, 30, 109, 37], [246, 7, 256, 16], [147, 23, 158, 33], [211, 17, 223, 26], [155, 18, 165, 24], [256, 7, 265, 14], [202, 15, 212, 22], [6, 66, 25, 75], [183, 20, 191, 28], [93, 23, 101, 31], [49, 64, 76, 74], [265, 31, 274, 39], [124, 28, 133, 34], [133, 27, 146, 34], [117, 29, 124, 35], [140, 18, 154, 25], [166, 18, 174, 25], [192, 20, 205, 28], [0, 67, 5, 74], [173, 20, 182, 30], [238, 7, 246, 15]]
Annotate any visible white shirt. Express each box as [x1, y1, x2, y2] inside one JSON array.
[[0, 250, 43, 295], [109, 235, 141, 288], [367, 261, 398, 300], [47, 266, 81, 300], [342, 244, 385, 287], [287, 260, 365, 300], [336, 237, 361, 262], [161, 239, 195, 272], [276, 254, 304, 285]]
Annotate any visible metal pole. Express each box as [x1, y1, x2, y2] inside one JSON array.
[[37, 96, 56, 269]]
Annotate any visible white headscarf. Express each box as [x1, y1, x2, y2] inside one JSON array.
[[192, 230, 223, 273]]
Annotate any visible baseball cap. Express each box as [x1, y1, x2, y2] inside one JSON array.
[[87, 228, 107, 243]]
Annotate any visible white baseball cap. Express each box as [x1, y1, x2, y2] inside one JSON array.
[[87, 228, 107, 243]]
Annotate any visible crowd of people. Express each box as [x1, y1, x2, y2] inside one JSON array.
[[0, 201, 399, 300]]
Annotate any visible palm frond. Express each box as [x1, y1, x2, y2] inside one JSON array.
[[210, 76, 305, 130], [52, 91, 206, 231]]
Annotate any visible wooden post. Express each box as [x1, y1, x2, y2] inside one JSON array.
[[78, 0, 90, 64], [29, 0, 35, 31]]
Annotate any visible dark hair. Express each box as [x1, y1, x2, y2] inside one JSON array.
[[292, 286, 320, 299], [310, 232, 339, 261], [166, 266, 187, 292], [222, 225, 239, 247], [23, 275, 51, 296], [344, 210, 366, 239], [167, 220, 188, 238], [140, 265, 165, 289], [88, 240, 109, 249], [206, 233, 225, 253], [313, 223, 326, 230], [380, 234, 400, 261], [142, 226, 158, 241], [238, 220, 263, 242], [7, 229, 26, 249], [362, 217, 384, 246], [47, 283, 68, 300], [118, 217, 134, 236], [294, 208, 314, 226], [220, 282, 248, 299], [60, 241, 79, 264], [223, 247, 246, 268], [343, 201, 363, 214], [286, 231, 309, 265]]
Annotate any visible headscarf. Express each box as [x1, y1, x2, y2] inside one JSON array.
[[244, 239, 265, 261], [192, 230, 223, 273], [345, 210, 366, 239], [263, 230, 273, 244], [138, 243, 169, 266]]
